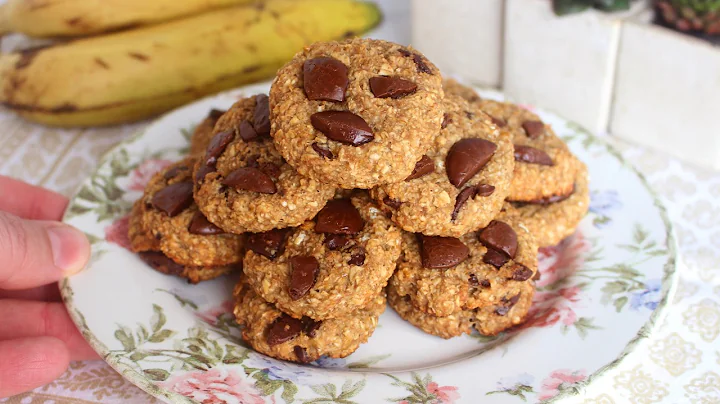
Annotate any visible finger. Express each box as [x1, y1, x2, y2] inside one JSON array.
[[0, 336, 70, 398], [0, 213, 90, 290], [0, 300, 98, 361], [0, 176, 68, 221], [0, 283, 62, 301]]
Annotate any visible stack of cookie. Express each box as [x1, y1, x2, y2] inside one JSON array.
[[128, 37, 589, 363]]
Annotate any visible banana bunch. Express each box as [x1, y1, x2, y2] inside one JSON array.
[[0, 0, 381, 127], [0, 0, 254, 38]]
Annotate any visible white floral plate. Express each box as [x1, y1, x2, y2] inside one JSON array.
[[61, 82, 677, 404]]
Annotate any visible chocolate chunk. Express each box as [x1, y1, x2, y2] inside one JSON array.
[[246, 228, 290, 259], [311, 111, 374, 146], [311, 142, 334, 159], [465, 111, 474, 119], [188, 211, 224, 235], [266, 314, 303, 345], [324, 234, 350, 250], [490, 116, 506, 128], [246, 154, 260, 168], [205, 130, 234, 165], [314, 199, 364, 234], [495, 294, 521, 316], [441, 113, 451, 129], [289, 256, 319, 300], [483, 248, 509, 268], [405, 155, 435, 181], [476, 184, 495, 197], [208, 109, 225, 120], [303, 57, 349, 102], [511, 264, 534, 281], [253, 94, 270, 136], [446, 138, 497, 187], [139, 251, 185, 275], [151, 182, 194, 217], [238, 120, 258, 142], [347, 246, 366, 266], [452, 186, 478, 221], [302, 317, 322, 338], [533, 270, 542, 281], [478, 220, 518, 259], [514, 145, 553, 166], [522, 120, 545, 139], [383, 196, 402, 210], [469, 274, 491, 288], [163, 165, 187, 180], [222, 167, 276, 194], [293, 346, 311, 363], [369, 76, 418, 98], [398, 48, 433, 74], [195, 162, 216, 184], [420, 235, 470, 269], [259, 163, 281, 180]]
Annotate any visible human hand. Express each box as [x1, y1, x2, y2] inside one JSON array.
[[0, 175, 97, 398]]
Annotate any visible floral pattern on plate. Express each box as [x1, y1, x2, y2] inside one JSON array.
[[60, 83, 677, 403]]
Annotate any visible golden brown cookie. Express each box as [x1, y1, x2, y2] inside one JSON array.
[[233, 278, 385, 363], [270, 38, 444, 189], [388, 280, 534, 338], [443, 80, 578, 202], [129, 158, 244, 283], [193, 95, 336, 234], [371, 93, 513, 237], [389, 213, 538, 317], [388, 283, 472, 339], [504, 161, 589, 247], [189, 109, 225, 156], [243, 192, 402, 320]]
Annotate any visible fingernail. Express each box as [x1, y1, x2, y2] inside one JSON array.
[[47, 225, 90, 275]]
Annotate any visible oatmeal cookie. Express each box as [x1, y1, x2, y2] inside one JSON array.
[[189, 108, 225, 156], [243, 192, 401, 320], [505, 161, 589, 247], [129, 158, 244, 283], [388, 280, 534, 338], [193, 95, 336, 233], [233, 278, 385, 363], [388, 283, 472, 339], [371, 93, 513, 237], [270, 38, 444, 189], [444, 80, 578, 202], [389, 213, 538, 317]]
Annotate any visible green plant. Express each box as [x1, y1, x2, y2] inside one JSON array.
[[656, 0, 720, 34], [553, 0, 633, 16]]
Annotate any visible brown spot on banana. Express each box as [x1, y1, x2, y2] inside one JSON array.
[[243, 65, 261, 73], [15, 45, 53, 69], [94, 58, 110, 69], [128, 52, 150, 62], [66, 17, 82, 26]]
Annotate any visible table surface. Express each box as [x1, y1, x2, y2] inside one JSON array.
[[1, 2, 719, 403]]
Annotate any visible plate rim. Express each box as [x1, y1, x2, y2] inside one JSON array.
[[59, 85, 679, 404]]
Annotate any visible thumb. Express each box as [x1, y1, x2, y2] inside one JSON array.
[[0, 212, 90, 290]]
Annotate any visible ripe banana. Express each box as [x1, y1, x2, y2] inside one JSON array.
[[0, 0, 253, 38], [0, 0, 381, 127]]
